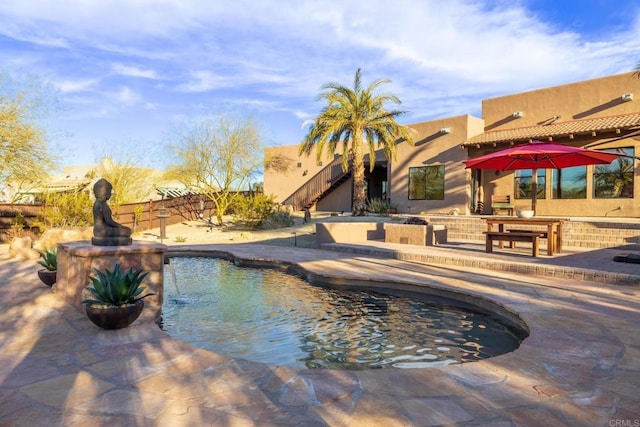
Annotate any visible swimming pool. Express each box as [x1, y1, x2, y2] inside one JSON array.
[[162, 257, 526, 369]]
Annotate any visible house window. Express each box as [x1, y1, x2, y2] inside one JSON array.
[[552, 166, 586, 199], [594, 147, 634, 198], [408, 165, 445, 200], [514, 169, 546, 200]]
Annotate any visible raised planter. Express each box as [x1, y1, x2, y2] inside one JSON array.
[[384, 223, 448, 246]]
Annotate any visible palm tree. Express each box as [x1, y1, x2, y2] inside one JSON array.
[[299, 69, 414, 216]]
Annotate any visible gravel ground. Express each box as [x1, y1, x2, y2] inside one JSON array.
[[133, 212, 403, 248]]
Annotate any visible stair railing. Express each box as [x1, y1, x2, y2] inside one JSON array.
[[282, 157, 350, 210]]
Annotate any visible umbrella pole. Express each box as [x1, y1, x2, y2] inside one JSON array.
[[531, 168, 538, 214]]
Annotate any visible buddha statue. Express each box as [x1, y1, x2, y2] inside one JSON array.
[[91, 178, 132, 246]]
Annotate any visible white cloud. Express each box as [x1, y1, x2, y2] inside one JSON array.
[[113, 86, 141, 106], [177, 70, 233, 93], [111, 63, 159, 79], [54, 78, 99, 93]]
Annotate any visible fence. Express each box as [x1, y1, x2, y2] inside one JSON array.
[[0, 194, 216, 243], [0, 204, 43, 242]]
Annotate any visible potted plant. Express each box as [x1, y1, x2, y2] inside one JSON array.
[[82, 264, 155, 330], [37, 247, 57, 287]]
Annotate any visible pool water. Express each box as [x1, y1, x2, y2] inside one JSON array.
[[162, 257, 525, 369]]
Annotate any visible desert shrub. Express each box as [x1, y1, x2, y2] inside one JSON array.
[[6, 213, 26, 239], [367, 197, 392, 214], [263, 210, 294, 229], [36, 191, 93, 229], [133, 205, 144, 223], [231, 193, 277, 229]]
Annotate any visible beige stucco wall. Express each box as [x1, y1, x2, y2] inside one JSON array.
[[264, 145, 332, 208], [315, 222, 385, 244], [390, 115, 484, 215], [482, 72, 640, 129], [316, 176, 352, 212], [264, 143, 353, 212]]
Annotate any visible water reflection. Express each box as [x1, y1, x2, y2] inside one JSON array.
[[162, 257, 524, 369]]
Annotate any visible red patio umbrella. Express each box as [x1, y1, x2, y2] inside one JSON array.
[[464, 141, 619, 213]]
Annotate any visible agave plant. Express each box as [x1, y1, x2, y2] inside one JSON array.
[[83, 264, 154, 307], [37, 247, 58, 271]]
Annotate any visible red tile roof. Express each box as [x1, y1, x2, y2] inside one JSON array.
[[463, 113, 640, 146]]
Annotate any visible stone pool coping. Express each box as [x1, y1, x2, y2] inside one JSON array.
[[1, 243, 639, 425]]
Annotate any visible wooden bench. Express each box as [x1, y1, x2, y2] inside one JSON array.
[[506, 229, 548, 248], [484, 231, 546, 257], [491, 195, 515, 216], [507, 229, 548, 238]]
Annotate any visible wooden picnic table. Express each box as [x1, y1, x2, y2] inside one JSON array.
[[483, 216, 568, 256]]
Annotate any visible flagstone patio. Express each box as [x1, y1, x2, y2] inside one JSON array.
[[1, 241, 639, 426]]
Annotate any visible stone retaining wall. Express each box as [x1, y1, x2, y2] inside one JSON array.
[[424, 215, 640, 249]]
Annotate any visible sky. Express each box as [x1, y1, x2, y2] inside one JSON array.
[[1, 0, 639, 170]]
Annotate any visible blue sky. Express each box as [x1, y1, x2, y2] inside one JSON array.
[[1, 0, 639, 169]]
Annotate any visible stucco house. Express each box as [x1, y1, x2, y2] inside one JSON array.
[[264, 72, 640, 218]]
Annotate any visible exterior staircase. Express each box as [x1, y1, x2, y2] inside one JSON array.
[[282, 157, 351, 211]]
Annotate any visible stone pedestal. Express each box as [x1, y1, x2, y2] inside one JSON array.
[[55, 241, 167, 322]]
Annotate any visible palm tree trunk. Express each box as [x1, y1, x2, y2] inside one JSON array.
[[351, 132, 367, 216]]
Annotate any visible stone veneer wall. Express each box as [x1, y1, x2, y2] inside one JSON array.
[[425, 216, 640, 249]]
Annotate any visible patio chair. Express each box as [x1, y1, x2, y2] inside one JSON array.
[[491, 195, 515, 216]]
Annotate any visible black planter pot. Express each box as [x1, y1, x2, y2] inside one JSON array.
[[37, 269, 57, 287], [85, 300, 145, 330]]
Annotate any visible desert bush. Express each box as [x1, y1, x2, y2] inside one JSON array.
[[231, 193, 276, 229], [263, 210, 294, 229], [36, 191, 93, 229], [6, 213, 27, 239], [367, 197, 392, 214]]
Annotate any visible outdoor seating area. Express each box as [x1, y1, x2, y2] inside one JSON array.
[[482, 216, 566, 256]]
